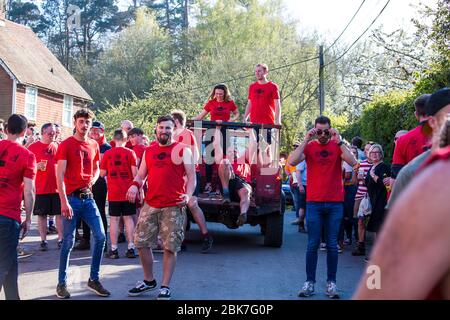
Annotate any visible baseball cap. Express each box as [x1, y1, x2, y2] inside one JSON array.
[[92, 121, 105, 131], [425, 88, 450, 116]]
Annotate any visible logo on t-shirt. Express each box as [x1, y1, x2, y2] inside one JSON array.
[[156, 152, 168, 161], [255, 89, 264, 95], [320, 150, 329, 158]]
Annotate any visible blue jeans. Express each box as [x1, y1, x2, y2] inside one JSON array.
[[58, 196, 106, 284], [305, 202, 343, 283], [290, 184, 301, 218], [0, 215, 21, 300]]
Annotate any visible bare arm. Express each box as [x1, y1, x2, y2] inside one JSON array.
[[230, 109, 240, 122], [91, 161, 100, 186], [353, 160, 450, 299], [243, 100, 251, 122], [193, 110, 209, 121], [274, 99, 281, 125], [126, 152, 148, 202], [21, 177, 35, 239], [289, 129, 316, 166], [183, 148, 196, 198], [57, 159, 73, 219]]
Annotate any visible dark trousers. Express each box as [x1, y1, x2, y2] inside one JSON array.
[[339, 185, 358, 242], [82, 178, 108, 242], [0, 215, 21, 300]]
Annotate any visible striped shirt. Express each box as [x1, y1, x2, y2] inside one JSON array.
[[355, 160, 372, 200]]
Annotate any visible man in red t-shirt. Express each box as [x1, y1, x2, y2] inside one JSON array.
[[213, 127, 254, 227], [128, 127, 147, 168], [391, 94, 431, 183], [55, 109, 110, 299], [0, 114, 36, 300], [289, 116, 357, 299], [243, 63, 281, 125], [171, 110, 213, 253], [126, 115, 196, 300], [100, 129, 138, 259], [28, 123, 62, 251]]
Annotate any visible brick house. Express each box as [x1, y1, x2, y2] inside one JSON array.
[[0, 13, 92, 138]]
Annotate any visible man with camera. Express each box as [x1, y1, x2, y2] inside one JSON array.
[[289, 116, 357, 299]]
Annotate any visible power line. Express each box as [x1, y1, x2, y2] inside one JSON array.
[[325, 0, 366, 53], [151, 55, 319, 96], [324, 0, 391, 67]]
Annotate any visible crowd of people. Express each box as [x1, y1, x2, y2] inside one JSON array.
[[0, 60, 448, 300], [0, 63, 282, 300]]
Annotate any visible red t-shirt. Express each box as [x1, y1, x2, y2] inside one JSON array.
[[100, 147, 137, 201], [204, 99, 237, 121], [248, 81, 280, 124], [232, 161, 251, 183], [175, 128, 200, 172], [304, 140, 344, 202], [145, 142, 186, 208], [0, 140, 36, 222], [132, 143, 147, 161], [110, 140, 133, 149], [392, 124, 430, 167], [55, 136, 100, 195], [28, 141, 59, 195]]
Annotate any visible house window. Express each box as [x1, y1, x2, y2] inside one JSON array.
[[63, 95, 73, 126], [24, 87, 38, 120]]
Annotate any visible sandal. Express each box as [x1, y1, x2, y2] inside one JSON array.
[[237, 213, 247, 226]]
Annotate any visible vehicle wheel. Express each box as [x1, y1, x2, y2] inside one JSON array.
[[263, 212, 284, 247], [280, 189, 286, 214], [260, 222, 266, 235]]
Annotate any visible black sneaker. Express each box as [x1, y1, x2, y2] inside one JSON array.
[[157, 287, 171, 300], [39, 241, 48, 251], [125, 248, 136, 258], [73, 239, 90, 251], [87, 279, 110, 297], [117, 233, 126, 243], [108, 249, 119, 259], [48, 225, 58, 234], [201, 236, 213, 253], [57, 240, 63, 249], [56, 283, 70, 299], [128, 280, 157, 297]]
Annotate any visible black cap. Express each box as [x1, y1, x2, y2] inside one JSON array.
[[92, 121, 105, 131], [425, 88, 450, 116]]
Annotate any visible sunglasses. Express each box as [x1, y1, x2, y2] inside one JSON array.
[[316, 129, 330, 136]]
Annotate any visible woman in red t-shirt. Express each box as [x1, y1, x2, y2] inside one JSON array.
[[194, 84, 239, 122], [194, 84, 240, 193]]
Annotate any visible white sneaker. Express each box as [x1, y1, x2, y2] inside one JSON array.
[[319, 243, 327, 251], [298, 281, 315, 297], [326, 281, 340, 299]]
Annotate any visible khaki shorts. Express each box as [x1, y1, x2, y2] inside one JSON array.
[[134, 203, 186, 253]]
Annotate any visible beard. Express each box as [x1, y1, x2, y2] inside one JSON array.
[[318, 136, 329, 145], [157, 133, 171, 145]]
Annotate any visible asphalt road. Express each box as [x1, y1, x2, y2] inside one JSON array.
[[2, 209, 367, 300]]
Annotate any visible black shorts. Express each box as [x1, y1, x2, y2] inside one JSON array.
[[229, 176, 251, 202], [33, 194, 61, 216], [108, 201, 136, 217]]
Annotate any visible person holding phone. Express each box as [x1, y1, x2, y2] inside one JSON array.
[[0, 114, 36, 300], [289, 116, 357, 299]]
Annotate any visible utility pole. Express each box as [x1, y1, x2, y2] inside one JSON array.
[[319, 45, 324, 115]]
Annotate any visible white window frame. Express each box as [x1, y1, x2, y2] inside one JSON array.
[[62, 95, 73, 126], [24, 87, 38, 120]]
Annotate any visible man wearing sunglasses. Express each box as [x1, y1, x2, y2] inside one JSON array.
[[289, 116, 357, 299]]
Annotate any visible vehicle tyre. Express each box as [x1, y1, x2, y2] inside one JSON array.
[[263, 212, 284, 247]]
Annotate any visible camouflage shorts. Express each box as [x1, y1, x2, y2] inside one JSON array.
[[134, 203, 186, 253]]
